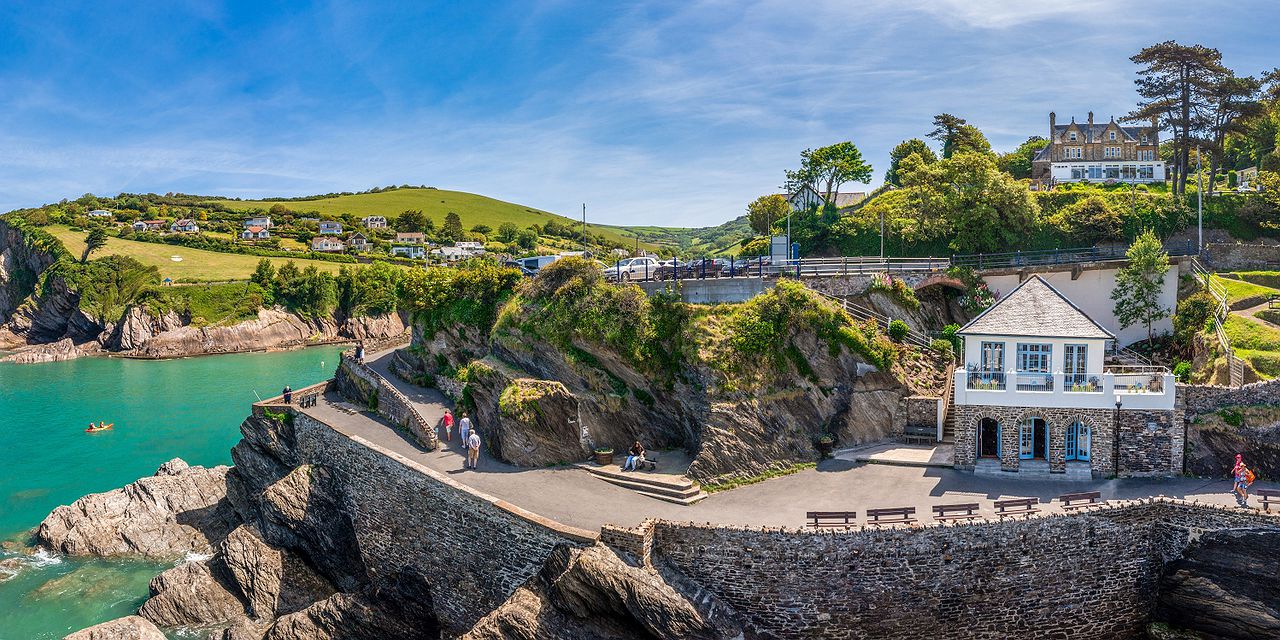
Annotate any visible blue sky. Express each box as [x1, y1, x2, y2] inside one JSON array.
[[1, 1, 1276, 226]]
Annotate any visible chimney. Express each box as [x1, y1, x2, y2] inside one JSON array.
[[1049, 111, 1056, 140], [1087, 111, 1094, 141]]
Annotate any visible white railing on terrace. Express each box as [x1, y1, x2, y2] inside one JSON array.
[[954, 367, 1175, 410]]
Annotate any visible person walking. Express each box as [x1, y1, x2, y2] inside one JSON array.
[[282, 385, 292, 405], [466, 429, 481, 470], [441, 409, 454, 442], [458, 412, 473, 447], [1233, 454, 1255, 508], [355, 341, 365, 364]]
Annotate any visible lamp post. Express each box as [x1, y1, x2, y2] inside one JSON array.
[[1113, 395, 1123, 478]]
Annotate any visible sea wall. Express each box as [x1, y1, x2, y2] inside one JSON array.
[[633, 500, 1279, 640], [335, 352, 438, 450], [286, 411, 593, 633], [1181, 379, 1280, 415]]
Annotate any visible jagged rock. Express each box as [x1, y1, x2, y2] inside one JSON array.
[[486, 378, 589, 466], [340, 312, 408, 340], [105, 305, 185, 351], [63, 615, 167, 640], [252, 464, 368, 591], [0, 337, 95, 363], [264, 587, 437, 640], [464, 544, 742, 640], [215, 525, 336, 621], [36, 460, 238, 559], [138, 560, 245, 627], [1156, 528, 1280, 639], [207, 617, 270, 640], [155, 458, 191, 476]]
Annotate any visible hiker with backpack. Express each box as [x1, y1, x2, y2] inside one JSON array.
[[1233, 454, 1256, 508]]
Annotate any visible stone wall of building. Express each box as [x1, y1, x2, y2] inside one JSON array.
[[646, 500, 1279, 640], [903, 396, 941, 434], [289, 412, 594, 633], [1204, 242, 1280, 271], [952, 404, 1181, 476]]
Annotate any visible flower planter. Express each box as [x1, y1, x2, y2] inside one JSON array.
[[594, 450, 614, 466], [816, 438, 835, 458]]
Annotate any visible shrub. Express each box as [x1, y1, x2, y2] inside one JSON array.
[[1174, 291, 1216, 345], [1050, 195, 1122, 244], [941, 323, 963, 355], [868, 272, 921, 310], [929, 338, 954, 360], [1173, 360, 1191, 382], [888, 319, 909, 343]]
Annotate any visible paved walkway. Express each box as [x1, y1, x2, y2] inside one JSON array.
[[298, 350, 1270, 532]]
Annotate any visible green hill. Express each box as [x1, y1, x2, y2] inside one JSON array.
[[610, 216, 753, 256], [205, 187, 648, 249]]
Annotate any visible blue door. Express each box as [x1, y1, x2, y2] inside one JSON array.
[[1066, 420, 1090, 461], [1020, 418, 1048, 460]]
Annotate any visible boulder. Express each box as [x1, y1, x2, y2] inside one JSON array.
[[1156, 528, 1280, 639], [138, 560, 245, 627], [63, 616, 167, 640], [36, 459, 238, 559], [487, 378, 589, 466], [464, 544, 741, 640], [215, 525, 335, 621]]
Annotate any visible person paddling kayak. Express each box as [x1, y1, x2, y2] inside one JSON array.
[[85, 421, 114, 433]]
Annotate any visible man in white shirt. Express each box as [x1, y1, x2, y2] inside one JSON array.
[[467, 429, 481, 470], [459, 412, 472, 447]]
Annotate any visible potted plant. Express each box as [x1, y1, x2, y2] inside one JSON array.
[[594, 447, 614, 466], [816, 434, 835, 458]]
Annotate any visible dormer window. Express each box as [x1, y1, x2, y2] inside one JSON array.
[[1109, 131, 1116, 141], [1141, 133, 1148, 143], [1068, 132, 1077, 141]]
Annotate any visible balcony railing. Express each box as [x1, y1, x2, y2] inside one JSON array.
[[1063, 374, 1102, 393], [966, 371, 1006, 391], [1015, 373, 1054, 392]]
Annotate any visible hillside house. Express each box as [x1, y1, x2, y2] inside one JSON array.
[[244, 217, 273, 229], [951, 275, 1179, 479], [361, 216, 388, 229], [395, 232, 426, 244], [241, 226, 270, 240], [311, 237, 346, 253], [1032, 111, 1166, 184], [347, 232, 369, 252], [319, 221, 343, 235], [88, 209, 113, 218], [786, 186, 867, 211], [132, 220, 166, 232], [391, 245, 426, 259], [170, 219, 199, 233], [456, 241, 485, 251]]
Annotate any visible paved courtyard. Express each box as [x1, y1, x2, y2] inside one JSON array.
[[298, 350, 1270, 533]]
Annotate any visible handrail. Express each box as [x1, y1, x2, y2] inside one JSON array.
[[952, 240, 1195, 270], [342, 351, 438, 449], [812, 290, 937, 352], [1190, 257, 1241, 387]]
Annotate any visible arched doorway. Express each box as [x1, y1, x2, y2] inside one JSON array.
[[1019, 417, 1048, 460], [978, 418, 1000, 458], [1066, 418, 1091, 461]]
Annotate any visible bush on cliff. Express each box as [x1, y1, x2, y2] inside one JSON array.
[[400, 258, 522, 336], [140, 281, 267, 326], [48, 254, 162, 323]]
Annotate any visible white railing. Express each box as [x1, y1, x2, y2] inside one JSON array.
[[954, 368, 1176, 410], [1191, 257, 1242, 388], [812, 290, 938, 352]]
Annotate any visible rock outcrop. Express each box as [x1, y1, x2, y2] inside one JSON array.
[[1186, 405, 1280, 479], [465, 544, 742, 640], [0, 337, 97, 363], [36, 459, 237, 559], [1156, 528, 1280, 639], [138, 560, 246, 627], [62, 616, 167, 640]]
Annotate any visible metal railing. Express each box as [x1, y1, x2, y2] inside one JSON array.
[[1063, 374, 1102, 392], [812, 291, 937, 351], [966, 371, 1006, 391], [606, 255, 949, 283], [1015, 373, 1054, 392], [951, 240, 1196, 270], [1191, 256, 1242, 388]]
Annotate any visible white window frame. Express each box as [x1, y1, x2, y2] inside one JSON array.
[[1016, 343, 1051, 373]]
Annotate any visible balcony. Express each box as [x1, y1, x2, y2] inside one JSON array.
[[954, 366, 1175, 410]]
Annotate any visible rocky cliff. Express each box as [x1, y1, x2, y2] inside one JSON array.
[[1185, 405, 1280, 479]]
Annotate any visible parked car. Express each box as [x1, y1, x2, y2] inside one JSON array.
[[604, 256, 661, 281]]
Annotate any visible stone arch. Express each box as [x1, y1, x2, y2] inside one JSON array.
[[914, 274, 966, 293], [1012, 409, 1052, 460], [1062, 412, 1105, 462], [968, 409, 1004, 460]]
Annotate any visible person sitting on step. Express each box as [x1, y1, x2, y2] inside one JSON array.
[[622, 441, 645, 472]]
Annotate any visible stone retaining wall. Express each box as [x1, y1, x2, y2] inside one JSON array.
[[336, 354, 438, 450], [1204, 241, 1280, 271], [1180, 379, 1280, 415], [290, 412, 593, 633], [644, 499, 1279, 640]]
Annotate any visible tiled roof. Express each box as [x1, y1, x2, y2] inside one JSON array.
[[958, 275, 1114, 339]]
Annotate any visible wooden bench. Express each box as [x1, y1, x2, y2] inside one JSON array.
[[1259, 489, 1280, 512], [1058, 491, 1102, 510], [932, 503, 981, 522], [903, 423, 936, 446], [866, 507, 917, 525], [806, 511, 858, 528], [994, 497, 1040, 518]]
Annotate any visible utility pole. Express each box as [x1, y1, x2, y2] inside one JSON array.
[[581, 203, 587, 254], [1196, 146, 1203, 254], [880, 209, 885, 259]]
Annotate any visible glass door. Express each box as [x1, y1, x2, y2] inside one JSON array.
[[1065, 344, 1087, 387]]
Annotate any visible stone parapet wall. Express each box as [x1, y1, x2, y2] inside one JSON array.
[[336, 354, 438, 450], [291, 413, 594, 633], [903, 396, 941, 434], [649, 500, 1279, 640], [1204, 242, 1280, 271], [1180, 379, 1280, 415]]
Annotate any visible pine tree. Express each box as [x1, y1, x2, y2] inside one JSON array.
[[442, 211, 464, 241], [1112, 229, 1171, 344]]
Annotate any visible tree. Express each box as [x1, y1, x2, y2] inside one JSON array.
[[496, 222, 520, 242], [269, 203, 291, 216], [1052, 195, 1122, 244], [809, 141, 873, 203], [900, 151, 1038, 253], [1202, 73, 1262, 196], [885, 139, 936, 186], [471, 224, 493, 235], [929, 113, 967, 158], [997, 137, 1049, 179], [442, 211, 464, 242], [949, 124, 992, 157], [1128, 41, 1229, 195], [395, 209, 427, 232], [746, 194, 790, 236], [83, 228, 108, 262], [516, 228, 538, 250], [1112, 229, 1171, 344]]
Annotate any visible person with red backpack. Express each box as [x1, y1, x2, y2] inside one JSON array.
[[1233, 454, 1256, 508]]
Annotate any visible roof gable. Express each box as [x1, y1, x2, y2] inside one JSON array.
[[958, 275, 1114, 340]]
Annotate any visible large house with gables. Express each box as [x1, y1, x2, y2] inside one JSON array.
[[1032, 111, 1166, 185], [951, 275, 1181, 479]]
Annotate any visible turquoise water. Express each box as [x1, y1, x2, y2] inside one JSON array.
[[0, 347, 343, 639]]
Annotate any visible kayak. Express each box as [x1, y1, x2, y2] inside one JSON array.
[[85, 423, 114, 433]]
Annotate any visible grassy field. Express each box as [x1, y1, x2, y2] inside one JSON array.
[[1211, 274, 1279, 306], [1222, 314, 1280, 380], [48, 226, 344, 282], [1227, 271, 1280, 290], [205, 188, 651, 250]]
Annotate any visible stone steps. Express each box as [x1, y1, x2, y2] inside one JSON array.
[[576, 464, 707, 505]]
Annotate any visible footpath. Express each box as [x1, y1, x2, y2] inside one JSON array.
[[299, 350, 1263, 532]]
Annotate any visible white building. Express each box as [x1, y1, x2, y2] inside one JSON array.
[[1032, 112, 1166, 184], [785, 186, 866, 212], [951, 275, 1178, 479], [319, 221, 343, 235], [347, 232, 369, 252], [311, 237, 346, 253], [362, 216, 388, 229], [244, 217, 273, 229], [241, 226, 270, 240], [170, 219, 199, 233], [88, 209, 113, 218], [395, 232, 426, 244], [391, 245, 426, 259]]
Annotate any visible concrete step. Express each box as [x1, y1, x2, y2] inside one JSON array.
[[576, 464, 705, 504]]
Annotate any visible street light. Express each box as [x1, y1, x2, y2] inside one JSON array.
[[1113, 395, 1123, 478]]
